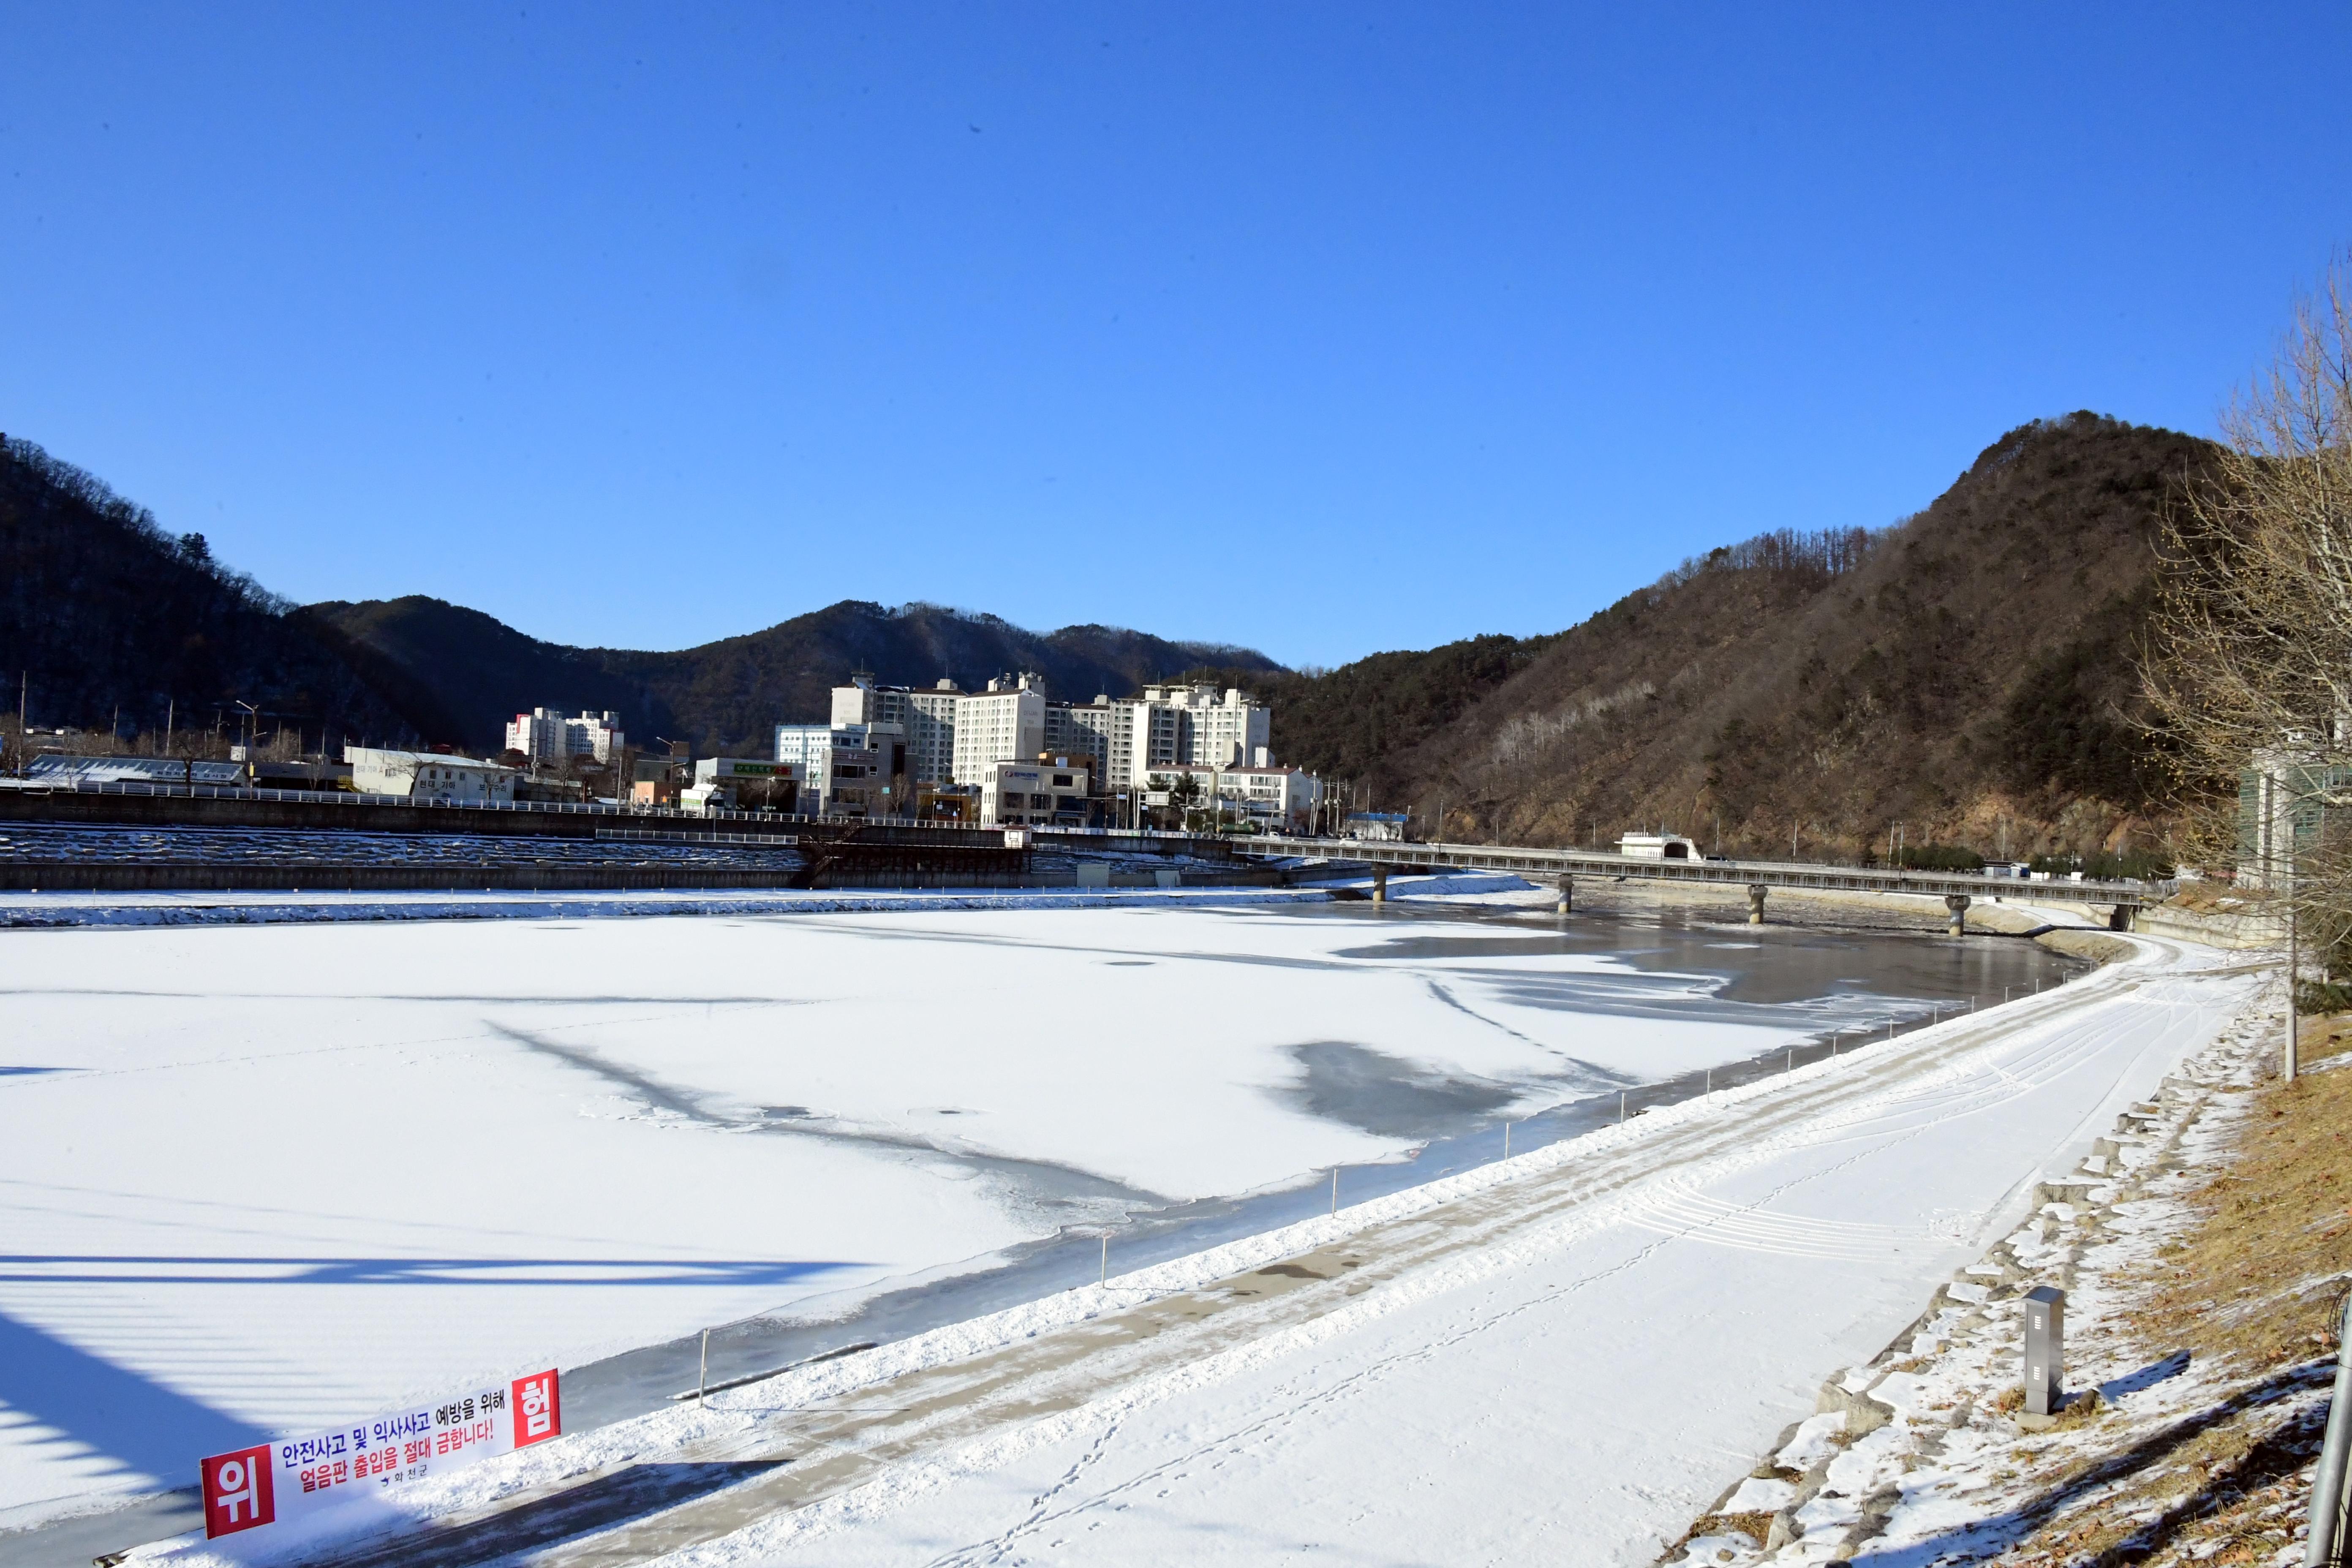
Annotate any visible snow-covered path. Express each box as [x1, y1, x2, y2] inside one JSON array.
[[652, 934, 2247, 1568], [148, 930, 2248, 1568]]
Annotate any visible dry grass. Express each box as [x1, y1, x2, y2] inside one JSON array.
[[1994, 1035, 2352, 1565], [1668, 1512, 1775, 1558]]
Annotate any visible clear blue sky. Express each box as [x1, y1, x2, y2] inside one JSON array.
[[4, 5, 2347, 669]]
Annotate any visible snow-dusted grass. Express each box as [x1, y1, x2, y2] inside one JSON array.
[[0, 899, 1828, 1526]]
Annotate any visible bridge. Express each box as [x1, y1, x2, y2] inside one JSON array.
[[1230, 834, 2171, 927]]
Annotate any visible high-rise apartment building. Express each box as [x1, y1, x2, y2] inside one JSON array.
[[504, 708, 625, 766], [949, 674, 1045, 786], [805, 672, 1283, 811]]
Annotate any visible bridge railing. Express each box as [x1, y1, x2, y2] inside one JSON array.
[[1230, 835, 2173, 904]]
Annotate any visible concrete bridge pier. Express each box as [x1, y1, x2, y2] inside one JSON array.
[[1556, 874, 1573, 915], [1945, 894, 1971, 937], [1748, 884, 1767, 925], [1371, 866, 1388, 904]]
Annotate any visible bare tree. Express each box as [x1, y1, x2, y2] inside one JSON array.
[[2148, 257, 2352, 977]]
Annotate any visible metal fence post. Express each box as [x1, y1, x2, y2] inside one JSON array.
[[2308, 1292, 2352, 1565]]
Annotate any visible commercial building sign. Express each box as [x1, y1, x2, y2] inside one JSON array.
[[201, 1368, 561, 1540]]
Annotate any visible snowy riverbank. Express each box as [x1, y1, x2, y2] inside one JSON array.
[[44, 924, 2248, 1568]]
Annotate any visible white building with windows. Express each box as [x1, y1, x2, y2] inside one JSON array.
[[345, 746, 517, 803], [505, 709, 625, 766], [1097, 684, 1271, 791], [806, 672, 1299, 823], [832, 675, 965, 784], [1141, 762, 1321, 833], [978, 757, 1092, 828], [950, 675, 1046, 786], [774, 721, 906, 817]]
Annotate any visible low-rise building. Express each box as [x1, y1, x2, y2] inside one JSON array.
[[1618, 830, 1701, 860], [1343, 811, 1411, 842], [774, 721, 906, 817], [1141, 763, 1322, 833], [346, 746, 517, 803], [979, 757, 1092, 827], [684, 757, 801, 813]]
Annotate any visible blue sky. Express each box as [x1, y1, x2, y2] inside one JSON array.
[[3, 5, 2347, 669]]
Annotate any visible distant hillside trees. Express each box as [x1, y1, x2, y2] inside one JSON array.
[[0, 435, 413, 763]]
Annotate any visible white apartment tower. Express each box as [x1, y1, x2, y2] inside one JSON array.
[[950, 674, 1046, 785], [505, 708, 625, 766], [811, 672, 1279, 803], [1096, 684, 1270, 791]]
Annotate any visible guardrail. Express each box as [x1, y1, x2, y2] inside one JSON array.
[[1231, 835, 2175, 906]]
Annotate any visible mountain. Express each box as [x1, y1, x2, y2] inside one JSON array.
[[305, 597, 1285, 755], [5, 413, 2215, 870], [0, 436, 416, 747], [1190, 413, 2216, 864]]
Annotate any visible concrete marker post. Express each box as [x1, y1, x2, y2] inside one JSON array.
[[1331, 1168, 1339, 1216], [2024, 1285, 2066, 1417], [1100, 1234, 1108, 1287], [698, 1328, 709, 1408]]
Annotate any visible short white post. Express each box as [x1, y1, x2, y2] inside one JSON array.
[[698, 1328, 710, 1407], [1100, 1233, 1108, 1286], [1331, 1168, 1339, 1215], [1619, 1090, 1626, 1122], [1706, 1066, 1712, 1091], [1503, 1121, 1511, 1159], [1786, 1048, 1793, 1073]]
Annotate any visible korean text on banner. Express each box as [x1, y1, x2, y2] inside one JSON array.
[[199, 1367, 561, 1541]]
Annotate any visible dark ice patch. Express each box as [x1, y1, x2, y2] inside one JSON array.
[[1277, 1041, 1519, 1139]]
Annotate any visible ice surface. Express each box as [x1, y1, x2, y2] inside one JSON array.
[[0, 901, 1832, 1522]]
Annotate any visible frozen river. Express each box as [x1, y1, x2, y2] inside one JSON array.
[[0, 893, 2077, 1543]]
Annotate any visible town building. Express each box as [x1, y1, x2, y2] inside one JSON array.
[[1140, 762, 1322, 833], [805, 671, 1303, 827], [1342, 811, 1412, 842], [2237, 732, 2352, 888], [684, 757, 801, 813], [504, 709, 625, 767], [951, 675, 1046, 786], [774, 721, 906, 817], [1096, 683, 1271, 791], [979, 757, 1093, 828], [345, 746, 517, 803], [832, 674, 964, 784]]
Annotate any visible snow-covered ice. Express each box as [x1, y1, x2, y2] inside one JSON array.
[[0, 898, 1917, 1527]]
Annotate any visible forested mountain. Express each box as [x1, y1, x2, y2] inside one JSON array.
[[306, 596, 1282, 755], [0, 436, 416, 747], [1206, 413, 2214, 863], [5, 414, 2216, 866]]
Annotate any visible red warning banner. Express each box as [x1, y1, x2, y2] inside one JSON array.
[[200, 1366, 560, 1539]]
